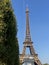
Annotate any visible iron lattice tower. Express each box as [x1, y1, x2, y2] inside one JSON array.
[[20, 7, 42, 65]]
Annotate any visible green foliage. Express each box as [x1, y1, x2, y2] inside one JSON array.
[[0, 0, 19, 65], [43, 63, 49, 65]]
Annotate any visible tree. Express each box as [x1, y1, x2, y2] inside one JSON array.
[[43, 63, 49, 65], [0, 0, 19, 65]]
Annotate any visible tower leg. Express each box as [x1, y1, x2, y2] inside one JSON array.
[[22, 46, 26, 55]]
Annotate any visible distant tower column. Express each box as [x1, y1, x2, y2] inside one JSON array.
[[22, 7, 35, 55], [19, 7, 42, 65]]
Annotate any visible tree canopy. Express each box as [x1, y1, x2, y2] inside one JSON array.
[[0, 0, 19, 65]]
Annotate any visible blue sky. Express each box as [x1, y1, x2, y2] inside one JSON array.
[[11, 0, 49, 64]]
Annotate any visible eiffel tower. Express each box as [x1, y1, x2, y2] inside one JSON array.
[[20, 7, 42, 65]]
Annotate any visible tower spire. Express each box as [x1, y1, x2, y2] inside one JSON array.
[[25, 7, 31, 42]]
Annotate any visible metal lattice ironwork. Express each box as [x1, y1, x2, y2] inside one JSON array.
[[19, 7, 42, 65]]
